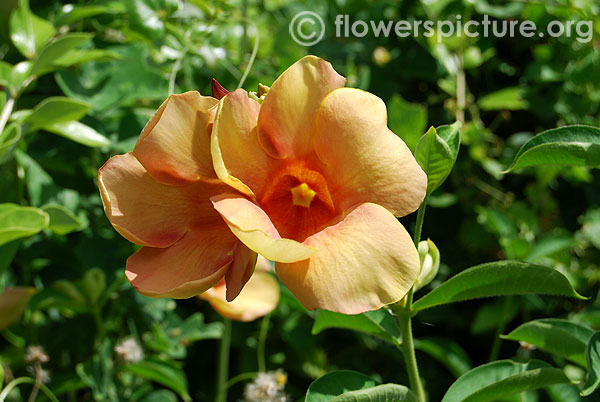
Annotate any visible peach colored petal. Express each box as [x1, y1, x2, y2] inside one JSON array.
[[126, 229, 236, 298], [276, 203, 420, 314], [225, 242, 258, 302], [0, 287, 36, 330], [211, 89, 271, 198], [211, 193, 317, 263], [315, 88, 427, 217], [133, 91, 218, 185], [98, 153, 229, 248], [257, 56, 346, 159], [200, 267, 280, 322]]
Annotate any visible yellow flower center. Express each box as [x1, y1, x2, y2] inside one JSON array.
[[290, 183, 316, 208]]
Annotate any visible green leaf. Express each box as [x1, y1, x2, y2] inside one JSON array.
[[436, 121, 461, 164], [582, 331, 600, 396], [442, 360, 569, 402], [502, 319, 594, 367], [139, 390, 178, 402], [9, 0, 56, 59], [312, 308, 401, 347], [30, 33, 93, 76], [0, 61, 13, 89], [331, 384, 417, 402], [0, 124, 22, 164], [13, 150, 57, 206], [0, 203, 49, 246], [126, 359, 191, 402], [44, 121, 111, 147], [415, 337, 472, 377], [412, 261, 585, 311], [306, 370, 378, 402], [388, 94, 427, 151], [415, 126, 455, 194], [80, 268, 106, 306], [505, 125, 600, 172], [24, 97, 90, 131], [478, 87, 528, 111], [52, 49, 121, 68], [57, 4, 125, 25], [41, 204, 84, 235]]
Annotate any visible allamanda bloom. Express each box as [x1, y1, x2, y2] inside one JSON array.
[[99, 55, 427, 314]]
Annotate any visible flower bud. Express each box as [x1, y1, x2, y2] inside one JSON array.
[[414, 239, 440, 291], [211, 78, 229, 100]]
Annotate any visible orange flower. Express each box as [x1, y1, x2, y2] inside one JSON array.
[[98, 92, 256, 301], [199, 255, 280, 322], [99, 56, 426, 314], [211, 56, 427, 313]]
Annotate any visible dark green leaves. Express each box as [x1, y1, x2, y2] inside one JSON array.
[[312, 308, 401, 346], [502, 319, 594, 367], [412, 261, 585, 311], [306, 370, 416, 402], [505, 125, 600, 172], [582, 331, 600, 396], [126, 359, 191, 402], [415, 122, 461, 195], [442, 360, 570, 402]]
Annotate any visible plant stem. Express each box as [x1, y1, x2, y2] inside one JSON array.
[[0, 96, 15, 139], [0, 377, 59, 402], [393, 193, 430, 401], [397, 311, 426, 402], [257, 314, 270, 373], [215, 318, 232, 402]]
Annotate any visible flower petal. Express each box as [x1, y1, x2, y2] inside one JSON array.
[[200, 268, 280, 322], [211, 193, 317, 263], [276, 203, 420, 314], [315, 88, 427, 217], [133, 91, 218, 185], [224, 242, 258, 302], [211, 89, 271, 197], [98, 153, 229, 247], [126, 229, 236, 298], [257, 56, 345, 159]]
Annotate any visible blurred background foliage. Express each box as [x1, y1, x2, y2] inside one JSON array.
[[0, 0, 599, 400]]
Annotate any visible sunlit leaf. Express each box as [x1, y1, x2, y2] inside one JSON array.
[[331, 384, 417, 402], [24, 97, 90, 131], [44, 120, 111, 147], [505, 125, 600, 172], [412, 261, 585, 311], [478, 87, 528, 111], [306, 370, 378, 402], [442, 360, 569, 402], [502, 319, 594, 367], [31, 33, 93, 76], [415, 123, 461, 195], [9, 0, 56, 59], [0, 203, 49, 246]]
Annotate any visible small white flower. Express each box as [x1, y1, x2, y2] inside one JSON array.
[[243, 370, 288, 402], [25, 345, 49, 364], [114, 337, 144, 363]]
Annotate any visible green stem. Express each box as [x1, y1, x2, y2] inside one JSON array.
[[257, 314, 270, 373], [393, 193, 430, 401], [413, 194, 429, 248], [0, 377, 59, 402], [397, 311, 426, 402], [225, 372, 257, 390], [215, 318, 232, 402], [0, 96, 15, 139]]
